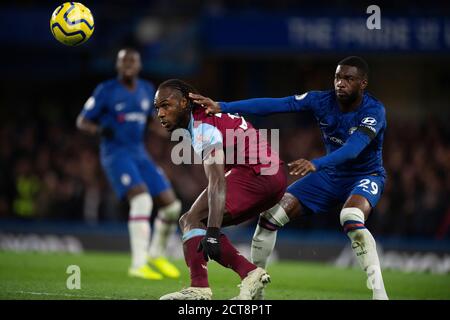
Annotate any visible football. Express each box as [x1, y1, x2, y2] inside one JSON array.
[[50, 2, 94, 46]]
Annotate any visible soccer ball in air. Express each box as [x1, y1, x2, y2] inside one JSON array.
[[50, 2, 94, 46]]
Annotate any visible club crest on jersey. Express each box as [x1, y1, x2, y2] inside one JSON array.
[[361, 117, 377, 126], [349, 127, 357, 134], [141, 99, 150, 111]]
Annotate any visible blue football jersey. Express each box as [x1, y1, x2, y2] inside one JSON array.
[[79, 78, 155, 157], [292, 90, 386, 178], [220, 90, 387, 178]]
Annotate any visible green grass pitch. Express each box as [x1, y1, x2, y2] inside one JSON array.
[[0, 250, 449, 300]]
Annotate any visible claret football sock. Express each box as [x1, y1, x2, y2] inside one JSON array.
[[183, 235, 209, 288]]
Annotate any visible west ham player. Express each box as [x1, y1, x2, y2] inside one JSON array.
[[76, 49, 181, 280], [190, 56, 389, 300], [154, 79, 286, 300]]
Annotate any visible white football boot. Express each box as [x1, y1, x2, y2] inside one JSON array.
[[231, 267, 270, 300], [159, 287, 212, 300]]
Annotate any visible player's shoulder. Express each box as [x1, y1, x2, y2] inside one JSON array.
[[294, 90, 334, 113], [94, 78, 118, 93]]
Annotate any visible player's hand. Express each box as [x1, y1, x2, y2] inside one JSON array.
[[197, 227, 221, 262], [98, 126, 114, 139], [188, 93, 222, 116], [288, 159, 316, 176]]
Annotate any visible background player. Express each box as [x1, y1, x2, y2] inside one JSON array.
[[154, 79, 287, 300], [76, 48, 181, 280], [190, 56, 389, 300]]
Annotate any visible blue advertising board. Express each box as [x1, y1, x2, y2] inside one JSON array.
[[201, 13, 450, 53]]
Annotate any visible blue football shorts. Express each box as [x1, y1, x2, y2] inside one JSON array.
[[287, 170, 385, 214], [101, 152, 171, 199]]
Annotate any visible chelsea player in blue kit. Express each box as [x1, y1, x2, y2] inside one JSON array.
[[76, 48, 181, 280], [189, 56, 389, 299]]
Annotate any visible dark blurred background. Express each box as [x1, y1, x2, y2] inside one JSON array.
[[0, 0, 449, 253]]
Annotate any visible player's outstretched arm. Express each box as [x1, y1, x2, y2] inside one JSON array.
[[189, 93, 307, 116], [197, 148, 226, 262]]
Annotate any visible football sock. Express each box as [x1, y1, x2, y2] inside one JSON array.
[[216, 234, 257, 279], [149, 200, 181, 258], [341, 207, 388, 300], [251, 224, 277, 269], [128, 193, 153, 268], [251, 204, 289, 268], [182, 229, 209, 287]]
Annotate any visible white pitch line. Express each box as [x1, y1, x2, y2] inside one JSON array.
[[11, 290, 136, 300]]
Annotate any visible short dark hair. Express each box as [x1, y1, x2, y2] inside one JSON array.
[[158, 79, 199, 99], [338, 56, 369, 79], [158, 79, 200, 111]]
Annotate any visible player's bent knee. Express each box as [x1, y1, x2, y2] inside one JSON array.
[[159, 200, 182, 222], [340, 207, 366, 233], [280, 193, 302, 220], [259, 204, 290, 230], [129, 192, 153, 219], [178, 212, 190, 232]]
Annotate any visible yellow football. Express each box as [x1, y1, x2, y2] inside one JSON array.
[[50, 2, 94, 46]]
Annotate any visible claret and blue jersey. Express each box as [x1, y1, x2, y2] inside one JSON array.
[[219, 90, 387, 213]]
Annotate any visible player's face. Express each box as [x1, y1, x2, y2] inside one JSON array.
[[154, 87, 189, 132], [334, 65, 367, 104], [116, 50, 141, 79]]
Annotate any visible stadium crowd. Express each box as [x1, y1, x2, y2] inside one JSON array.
[[0, 115, 449, 239]]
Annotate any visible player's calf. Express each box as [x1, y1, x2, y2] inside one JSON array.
[[150, 200, 182, 258], [340, 207, 388, 300]]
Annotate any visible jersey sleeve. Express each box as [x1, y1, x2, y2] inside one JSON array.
[[191, 122, 224, 160], [311, 105, 386, 171], [79, 84, 107, 121], [311, 131, 372, 171], [356, 106, 386, 140], [219, 91, 320, 115]]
